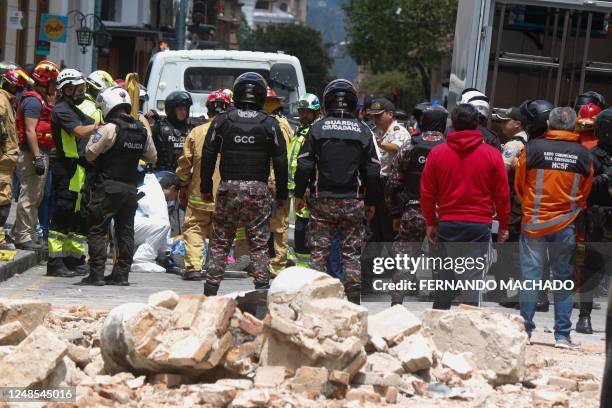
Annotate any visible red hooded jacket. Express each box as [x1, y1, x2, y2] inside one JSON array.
[[420, 130, 510, 229]]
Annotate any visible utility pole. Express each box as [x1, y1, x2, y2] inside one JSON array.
[[92, 0, 102, 72], [177, 0, 187, 50]]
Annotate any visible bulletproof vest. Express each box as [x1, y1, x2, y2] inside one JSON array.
[[591, 146, 612, 207], [155, 118, 188, 171], [404, 131, 444, 202], [214, 108, 277, 182], [98, 116, 147, 184]]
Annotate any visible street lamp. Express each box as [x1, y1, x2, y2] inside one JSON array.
[[75, 26, 93, 54], [67, 10, 112, 55]]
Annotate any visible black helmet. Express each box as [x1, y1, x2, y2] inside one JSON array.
[[412, 102, 431, 127], [520, 99, 554, 139], [574, 91, 605, 113], [165, 91, 192, 124], [594, 107, 612, 149], [233, 72, 267, 110], [323, 79, 358, 116], [421, 105, 448, 133]]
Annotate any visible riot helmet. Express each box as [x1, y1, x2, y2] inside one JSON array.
[[594, 107, 612, 149], [323, 79, 358, 117], [421, 105, 448, 133], [519, 99, 554, 139], [233, 72, 267, 110], [574, 91, 605, 113], [165, 91, 193, 125]]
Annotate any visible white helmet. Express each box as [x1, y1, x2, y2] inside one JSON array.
[[459, 88, 490, 118], [86, 70, 116, 92], [96, 86, 132, 118], [56, 68, 85, 91]]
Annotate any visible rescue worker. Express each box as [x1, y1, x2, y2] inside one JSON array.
[[576, 108, 612, 333], [176, 90, 229, 281], [47, 69, 98, 277], [0, 69, 19, 252], [77, 70, 116, 125], [288, 93, 320, 266], [574, 91, 605, 114], [13, 60, 59, 251], [201, 72, 288, 295], [575, 103, 601, 149], [294, 79, 381, 305], [264, 87, 293, 275], [385, 105, 447, 305], [80, 86, 157, 285], [457, 88, 501, 149], [2, 67, 34, 108], [153, 91, 193, 171]]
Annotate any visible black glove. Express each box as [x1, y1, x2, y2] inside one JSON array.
[[33, 155, 46, 176]]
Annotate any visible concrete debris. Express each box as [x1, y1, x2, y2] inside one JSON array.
[[547, 375, 578, 391], [421, 305, 527, 384], [365, 352, 404, 374], [0, 298, 51, 334], [0, 320, 27, 345], [287, 366, 330, 395], [345, 385, 382, 403], [0, 326, 67, 388], [368, 305, 421, 346], [532, 389, 569, 407], [67, 343, 92, 368], [148, 290, 180, 310], [441, 352, 474, 379], [578, 380, 600, 392], [254, 366, 289, 387], [390, 333, 433, 373]]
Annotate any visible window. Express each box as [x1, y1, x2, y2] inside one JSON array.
[[184, 67, 270, 93], [279, 3, 288, 12], [255, 1, 270, 10], [101, 0, 118, 21]]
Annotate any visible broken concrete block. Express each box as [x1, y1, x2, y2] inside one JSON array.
[[126, 376, 146, 389], [548, 376, 578, 391], [194, 297, 236, 335], [0, 299, 51, 334], [67, 343, 91, 368], [173, 295, 205, 329], [441, 352, 474, 379], [230, 388, 271, 408], [345, 386, 382, 403], [254, 366, 288, 387], [0, 320, 27, 345], [578, 380, 600, 392], [148, 290, 179, 309], [0, 345, 14, 359], [421, 306, 527, 384], [365, 352, 404, 374], [533, 389, 569, 407], [391, 333, 433, 373], [149, 373, 188, 388], [167, 335, 212, 366], [385, 386, 398, 404], [195, 384, 238, 407], [329, 370, 350, 385], [223, 338, 263, 376], [215, 379, 253, 390], [43, 356, 77, 387], [368, 305, 421, 345], [239, 312, 263, 337], [0, 326, 67, 387], [368, 335, 388, 353], [287, 366, 329, 395]]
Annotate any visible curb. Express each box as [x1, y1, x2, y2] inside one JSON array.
[[0, 249, 47, 283]]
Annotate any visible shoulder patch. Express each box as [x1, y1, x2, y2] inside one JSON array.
[[393, 126, 400, 131], [92, 131, 102, 144], [503, 146, 515, 158]]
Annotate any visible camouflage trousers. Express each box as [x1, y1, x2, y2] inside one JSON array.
[[206, 180, 272, 286], [391, 206, 427, 303], [308, 198, 365, 285]]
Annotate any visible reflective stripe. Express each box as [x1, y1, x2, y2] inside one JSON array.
[[235, 227, 246, 241], [69, 164, 86, 212], [61, 128, 79, 158], [531, 169, 544, 223], [569, 173, 580, 212], [64, 237, 85, 258], [522, 208, 581, 232], [48, 230, 66, 258]]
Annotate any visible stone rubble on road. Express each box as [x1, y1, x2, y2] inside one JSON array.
[[0, 267, 603, 406]]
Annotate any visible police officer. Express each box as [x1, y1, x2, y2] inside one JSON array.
[[574, 90, 605, 114], [200, 72, 288, 295], [575, 108, 612, 333], [153, 91, 193, 171], [385, 105, 447, 305], [48, 69, 98, 277], [79, 86, 157, 285], [294, 79, 381, 305]]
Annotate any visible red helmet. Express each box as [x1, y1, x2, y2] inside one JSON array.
[[115, 79, 126, 88], [4, 67, 34, 88], [266, 87, 282, 100], [577, 103, 602, 126], [206, 89, 231, 116], [31, 60, 59, 84]]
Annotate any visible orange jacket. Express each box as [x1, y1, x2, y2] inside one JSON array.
[[514, 130, 594, 237]]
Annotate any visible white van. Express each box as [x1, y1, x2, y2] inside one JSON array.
[[143, 50, 306, 120]]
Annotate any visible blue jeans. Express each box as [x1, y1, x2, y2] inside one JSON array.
[[519, 224, 576, 340], [326, 227, 346, 283]]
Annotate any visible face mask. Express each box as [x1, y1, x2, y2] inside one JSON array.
[[73, 94, 86, 105]]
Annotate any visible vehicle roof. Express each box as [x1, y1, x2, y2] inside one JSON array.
[[150, 50, 301, 65]]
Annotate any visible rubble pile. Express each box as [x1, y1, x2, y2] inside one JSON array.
[[0, 268, 603, 407]]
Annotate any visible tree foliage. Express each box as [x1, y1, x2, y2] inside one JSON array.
[[240, 24, 334, 97], [360, 69, 425, 109], [343, 0, 457, 97]]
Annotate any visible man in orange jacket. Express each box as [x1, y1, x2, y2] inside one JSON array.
[[515, 106, 594, 349]]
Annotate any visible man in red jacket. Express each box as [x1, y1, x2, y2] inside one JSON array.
[[421, 104, 510, 309]]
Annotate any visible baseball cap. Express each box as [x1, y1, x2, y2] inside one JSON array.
[[492, 107, 522, 122], [367, 97, 395, 115]]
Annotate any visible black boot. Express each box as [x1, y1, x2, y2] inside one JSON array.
[[105, 271, 129, 286], [64, 257, 89, 276], [576, 316, 593, 334], [204, 281, 219, 296], [47, 258, 77, 278], [254, 281, 270, 290], [345, 283, 361, 305], [77, 275, 105, 286]]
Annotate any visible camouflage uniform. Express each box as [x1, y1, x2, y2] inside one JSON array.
[[206, 180, 272, 286], [308, 198, 365, 285]]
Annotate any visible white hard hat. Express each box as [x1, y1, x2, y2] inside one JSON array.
[[459, 88, 490, 117], [96, 85, 132, 118], [86, 70, 116, 92], [56, 68, 85, 90]]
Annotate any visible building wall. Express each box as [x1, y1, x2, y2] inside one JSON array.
[[2, 0, 39, 66]]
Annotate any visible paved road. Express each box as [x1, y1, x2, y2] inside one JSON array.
[[0, 259, 608, 346]]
